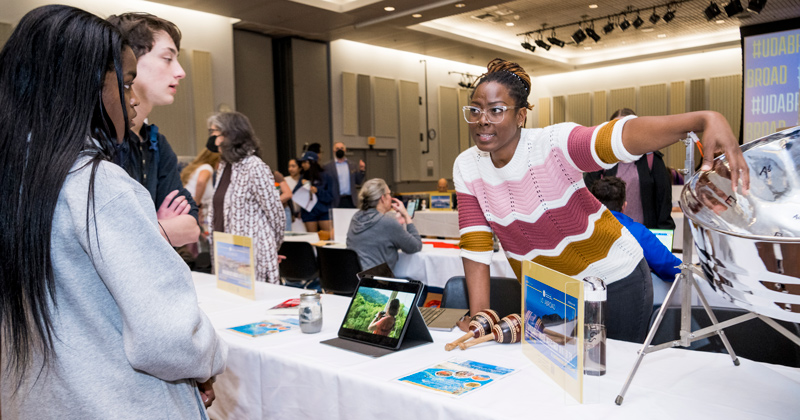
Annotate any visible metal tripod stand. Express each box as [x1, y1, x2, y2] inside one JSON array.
[[615, 135, 800, 405]]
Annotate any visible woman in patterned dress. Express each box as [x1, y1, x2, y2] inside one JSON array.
[[209, 112, 285, 283]]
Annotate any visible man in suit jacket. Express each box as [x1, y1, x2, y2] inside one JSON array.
[[323, 142, 366, 208]]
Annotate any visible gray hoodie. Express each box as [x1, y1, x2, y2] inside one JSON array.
[[346, 208, 423, 270]]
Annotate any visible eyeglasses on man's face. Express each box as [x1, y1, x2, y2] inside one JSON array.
[[462, 105, 516, 124]]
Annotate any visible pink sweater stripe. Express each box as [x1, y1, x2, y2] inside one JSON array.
[[568, 125, 604, 172], [490, 189, 602, 255], [457, 192, 488, 229], [462, 148, 586, 219]]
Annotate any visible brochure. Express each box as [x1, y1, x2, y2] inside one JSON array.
[[292, 182, 318, 212], [213, 232, 256, 300], [396, 358, 515, 397], [227, 319, 298, 338], [265, 298, 300, 316]]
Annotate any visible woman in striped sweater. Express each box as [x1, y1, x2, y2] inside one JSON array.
[[454, 59, 749, 342]]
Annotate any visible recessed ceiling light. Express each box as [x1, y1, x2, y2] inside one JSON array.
[[716, 19, 725, 24], [641, 28, 654, 32], [589, 4, 598, 8], [412, 13, 422, 18], [657, 34, 667, 38], [506, 22, 515, 26], [455, 3, 466, 8], [384, 6, 395, 12], [584, 46, 593, 50]]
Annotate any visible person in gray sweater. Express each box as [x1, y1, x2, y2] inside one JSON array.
[[346, 179, 423, 270], [0, 7, 226, 419]]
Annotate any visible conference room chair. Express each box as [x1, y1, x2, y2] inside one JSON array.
[[277, 241, 319, 289], [316, 246, 362, 297], [441, 276, 521, 318], [648, 306, 800, 367]]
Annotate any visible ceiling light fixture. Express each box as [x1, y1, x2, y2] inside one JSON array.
[[589, 4, 599, 8], [746, 0, 767, 13], [412, 13, 422, 18], [572, 27, 588, 44], [384, 6, 395, 12], [603, 19, 615, 34], [619, 15, 631, 31], [534, 33, 552, 50], [633, 15, 644, 28], [506, 22, 515, 26], [521, 41, 536, 53], [455, 3, 466, 8], [663, 9, 675, 22], [585, 23, 601, 42], [724, 0, 744, 16], [649, 8, 661, 24], [548, 30, 566, 48], [704, 2, 722, 20]]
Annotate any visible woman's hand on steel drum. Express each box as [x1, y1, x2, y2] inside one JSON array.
[[699, 112, 750, 194]]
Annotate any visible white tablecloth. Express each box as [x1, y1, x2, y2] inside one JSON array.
[[395, 245, 515, 289], [196, 273, 800, 420]]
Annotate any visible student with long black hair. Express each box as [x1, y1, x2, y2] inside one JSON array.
[[0, 5, 226, 418]]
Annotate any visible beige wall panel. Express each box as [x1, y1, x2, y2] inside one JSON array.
[[292, 39, 331, 156], [234, 30, 276, 169], [357, 74, 372, 137], [149, 49, 196, 156], [538, 97, 551, 127], [342, 72, 357, 136], [374, 77, 398, 138], [640, 84, 667, 117], [458, 88, 472, 151], [438, 86, 460, 179], [567, 93, 591, 126], [710, 74, 742, 139], [609, 87, 635, 116], [662, 82, 688, 170], [593, 91, 607, 126], [690, 79, 706, 112], [399, 80, 421, 180], [552, 96, 566, 124], [191, 50, 214, 156]]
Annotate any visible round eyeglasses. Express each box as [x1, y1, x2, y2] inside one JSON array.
[[462, 105, 516, 124]]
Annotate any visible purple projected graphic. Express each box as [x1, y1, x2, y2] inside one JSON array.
[[743, 29, 800, 142]]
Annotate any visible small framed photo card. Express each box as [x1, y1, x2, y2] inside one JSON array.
[[429, 194, 452, 210]]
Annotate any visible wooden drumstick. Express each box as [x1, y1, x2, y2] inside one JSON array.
[[459, 314, 522, 350], [444, 309, 500, 351]]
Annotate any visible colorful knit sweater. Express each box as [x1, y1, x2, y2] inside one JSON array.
[[453, 116, 644, 284]]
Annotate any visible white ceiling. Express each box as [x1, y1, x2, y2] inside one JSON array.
[[151, 0, 800, 75]]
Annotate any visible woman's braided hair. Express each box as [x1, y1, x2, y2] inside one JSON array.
[[474, 58, 534, 110]]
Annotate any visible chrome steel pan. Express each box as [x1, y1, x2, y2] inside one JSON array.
[[681, 126, 800, 323]]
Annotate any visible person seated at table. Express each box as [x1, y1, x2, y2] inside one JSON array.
[[0, 6, 226, 417], [347, 179, 423, 271], [209, 111, 285, 283], [590, 177, 682, 282], [584, 108, 675, 230], [437, 178, 449, 192], [454, 58, 749, 343], [368, 299, 400, 336]]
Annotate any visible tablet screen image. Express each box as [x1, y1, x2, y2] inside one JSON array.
[[339, 277, 421, 349]]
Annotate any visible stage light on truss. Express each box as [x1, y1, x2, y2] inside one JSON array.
[[585, 27, 601, 42], [633, 15, 644, 28], [535, 39, 552, 50], [649, 8, 661, 24], [746, 0, 767, 13], [619, 16, 631, 31], [663, 9, 675, 22], [520, 42, 536, 53], [603, 20, 615, 34], [547, 35, 566, 47], [704, 2, 722, 20], [571, 28, 588, 44], [724, 0, 744, 16]]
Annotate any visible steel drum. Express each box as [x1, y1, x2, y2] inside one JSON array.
[[681, 126, 800, 323]]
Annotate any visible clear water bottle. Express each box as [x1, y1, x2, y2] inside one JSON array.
[[299, 292, 323, 334], [583, 276, 607, 376]]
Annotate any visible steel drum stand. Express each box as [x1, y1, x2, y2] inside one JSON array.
[[615, 136, 800, 406]]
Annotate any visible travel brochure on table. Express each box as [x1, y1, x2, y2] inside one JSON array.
[[227, 318, 299, 338], [396, 358, 516, 397]]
